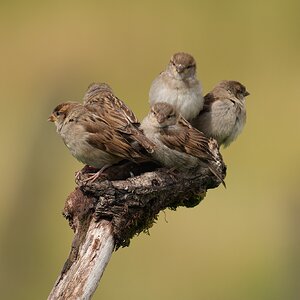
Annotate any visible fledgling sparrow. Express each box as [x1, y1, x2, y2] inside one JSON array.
[[141, 102, 224, 185], [149, 52, 204, 121], [192, 80, 250, 147], [48, 100, 154, 181]]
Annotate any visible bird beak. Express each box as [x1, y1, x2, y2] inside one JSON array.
[[176, 64, 185, 73], [48, 114, 56, 122], [244, 91, 250, 96], [156, 114, 166, 124]]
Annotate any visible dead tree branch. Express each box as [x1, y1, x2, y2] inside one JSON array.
[[48, 140, 226, 300]]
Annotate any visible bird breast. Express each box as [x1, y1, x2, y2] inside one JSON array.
[[149, 75, 203, 120], [58, 120, 120, 168]]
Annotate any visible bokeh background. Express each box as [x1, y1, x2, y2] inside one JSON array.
[[1, 0, 299, 299]]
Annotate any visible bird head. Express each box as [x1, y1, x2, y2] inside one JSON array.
[[217, 80, 250, 103], [150, 102, 179, 128], [168, 52, 197, 79], [48, 102, 77, 126]]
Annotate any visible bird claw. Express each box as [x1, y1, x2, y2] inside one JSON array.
[[81, 171, 107, 183], [80, 164, 111, 184]]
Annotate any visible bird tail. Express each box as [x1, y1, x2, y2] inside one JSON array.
[[130, 129, 156, 154], [120, 124, 156, 154], [208, 165, 226, 188]]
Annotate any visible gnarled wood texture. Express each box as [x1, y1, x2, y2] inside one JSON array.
[[48, 139, 226, 299]]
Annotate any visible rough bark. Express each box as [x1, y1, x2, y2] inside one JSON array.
[[48, 218, 114, 300], [48, 139, 226, 299]]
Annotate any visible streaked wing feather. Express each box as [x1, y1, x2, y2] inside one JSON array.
[[84, 91, 155, 153], [84, 91, 139, 124], [81, 111, 150, 161], [160, 117, 212, 160]]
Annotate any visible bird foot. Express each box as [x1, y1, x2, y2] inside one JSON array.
[[75, 165, 98, 181], [81, 170, 107, 183], [80, 164, 111, 183]]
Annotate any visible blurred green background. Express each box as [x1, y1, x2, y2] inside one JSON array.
[[1, 0, 299, 299]]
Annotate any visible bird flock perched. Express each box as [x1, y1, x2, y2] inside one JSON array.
[[49, 52, 250, 185]]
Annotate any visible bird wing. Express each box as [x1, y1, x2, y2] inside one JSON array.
[[83, 85, 139, 124], [199, 92, 217, 114], [84, 86, 155, 153], [159, 117, 212, 160], [159, 117, 225, 186], [80, 111, 149, 161]]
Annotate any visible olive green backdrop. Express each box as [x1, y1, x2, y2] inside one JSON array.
[[1, 1, 299, 299]]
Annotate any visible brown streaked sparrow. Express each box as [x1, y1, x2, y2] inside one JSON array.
[[48, 100, 155, 181], [192, 80, 249, 147], [149, 52, 204, 121], [141, 102, 225, 186]]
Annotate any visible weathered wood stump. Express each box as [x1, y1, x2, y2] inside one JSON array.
[[48, 139, 226, 300]]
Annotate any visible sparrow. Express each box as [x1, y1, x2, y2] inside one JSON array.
[[83, 82, 154, 153], [149, 52, 204, 121], [192, 80, 250, 147], [48, 99, 154, 181], [141, 102, 225, 186]]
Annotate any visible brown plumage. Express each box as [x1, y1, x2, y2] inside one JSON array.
[[192, 80, 249, 147], [83, 82, 154, 153], [49, 84, 156, 180], [141, 102, 225, 186], [159, 115, 213, 162], [169, 52, 196, 72]]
